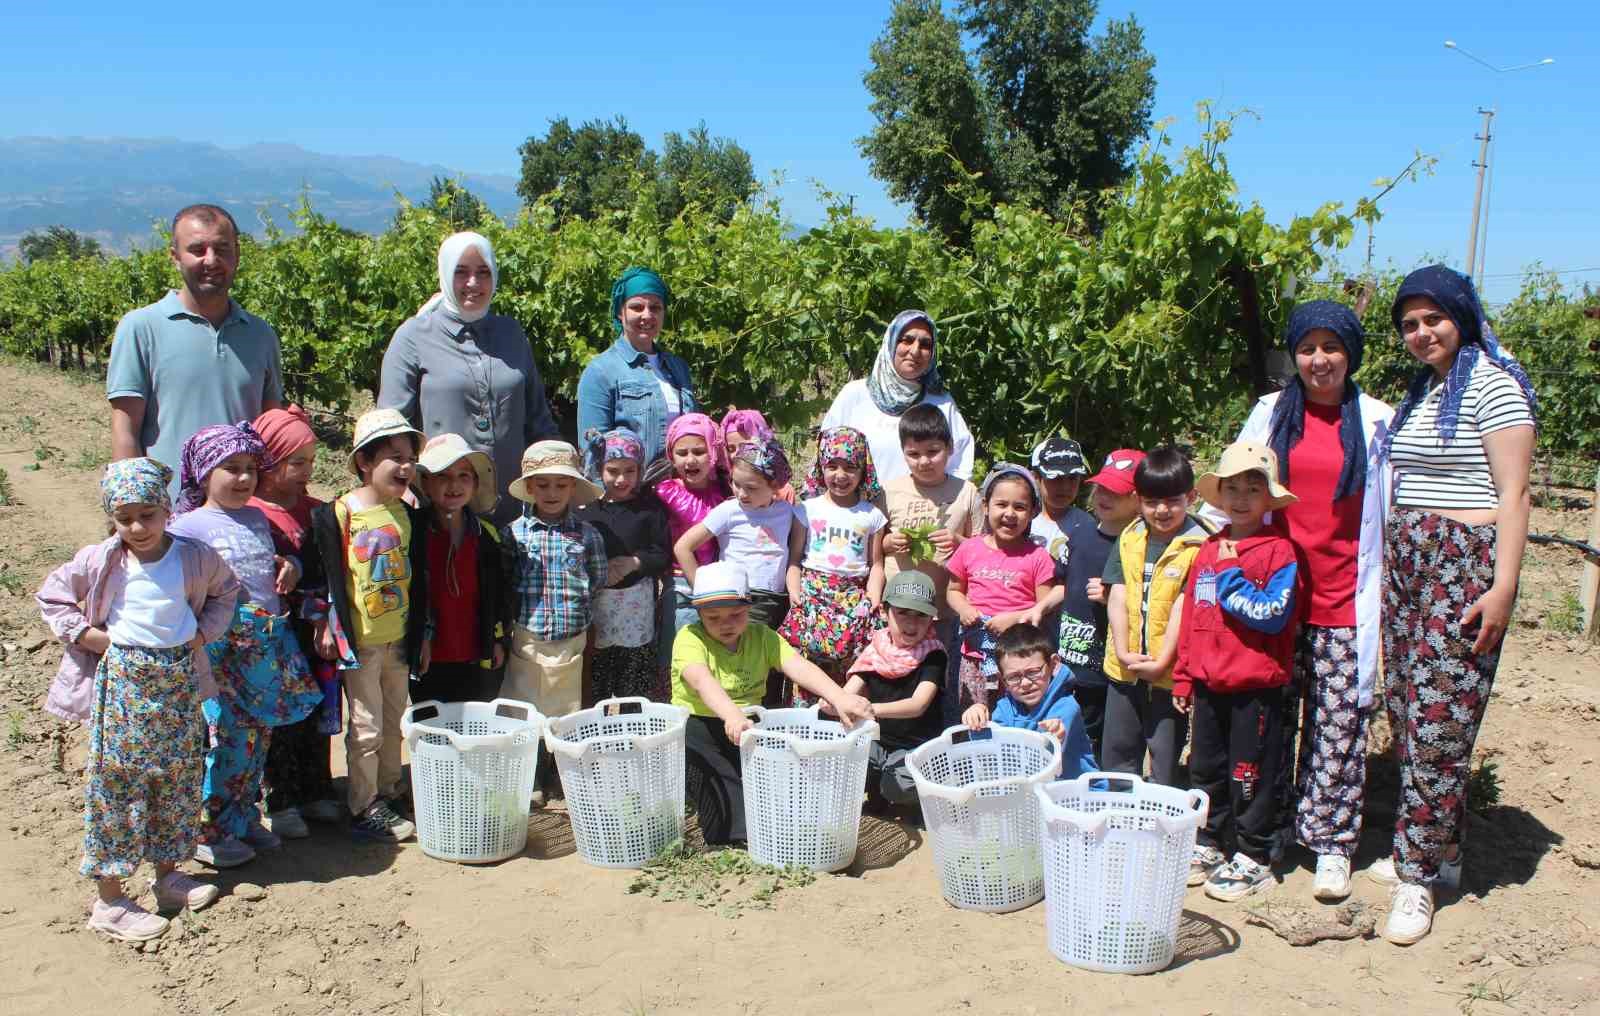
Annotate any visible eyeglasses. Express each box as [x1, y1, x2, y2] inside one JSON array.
[[897, 336, 935, 351], [1002, 665, 1050, 686]]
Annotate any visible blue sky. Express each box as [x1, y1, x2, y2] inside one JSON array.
[[3, 1, 1593, 302]]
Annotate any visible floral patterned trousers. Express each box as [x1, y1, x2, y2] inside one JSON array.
[[1382, 510, 1501, 884], [1292, 625, 1368, 858]]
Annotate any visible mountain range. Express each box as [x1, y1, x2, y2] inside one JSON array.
[[0, 137, 521, 256]]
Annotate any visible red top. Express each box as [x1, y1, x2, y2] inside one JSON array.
[[1280, 400, 1361, 626], [249, 495, 321, 557], [426, 523, 481, 664], [1172, 532, 1301, 697]]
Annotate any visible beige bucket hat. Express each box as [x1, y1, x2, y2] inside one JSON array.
[[347, 408, 424, 476], [509, 439, 602, 505], [413, 433, 497, 515], [1196, 442, 1298, 512]]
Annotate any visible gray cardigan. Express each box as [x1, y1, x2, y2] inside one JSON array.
[[379, 308, 559, 526]]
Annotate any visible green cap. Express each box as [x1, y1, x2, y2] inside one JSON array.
[[883, 570, 937, 617]]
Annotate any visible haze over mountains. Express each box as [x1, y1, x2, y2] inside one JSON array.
[[0, 137, 521, 256]]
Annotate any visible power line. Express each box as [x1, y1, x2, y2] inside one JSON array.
[[1480, 266, 1600, 279]]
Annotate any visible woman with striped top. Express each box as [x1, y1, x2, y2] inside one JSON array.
[[1374, 265, 1537, 946]]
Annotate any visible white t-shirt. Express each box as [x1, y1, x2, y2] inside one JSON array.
[[645, 352, 683, 419], [107, 541, 199, 649], [701, 498, 798, 594], [1389, 358, 1535, 511], [796, 496, 887, 578], [819, 379, 975, 482]]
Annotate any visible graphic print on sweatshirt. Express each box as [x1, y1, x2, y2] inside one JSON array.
[[351, 522, 409, 618]]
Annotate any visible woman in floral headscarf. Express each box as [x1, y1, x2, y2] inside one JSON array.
[[577, 426, 673, 701], [1370, 266, 1537, 947], [779, 427, 889, 702], [820, 310, 974, 481]]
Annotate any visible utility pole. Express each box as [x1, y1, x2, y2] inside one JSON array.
[[1464, 107, 1495, 283]]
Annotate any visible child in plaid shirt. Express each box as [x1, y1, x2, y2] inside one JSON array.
[[504, 440, 608, 803]]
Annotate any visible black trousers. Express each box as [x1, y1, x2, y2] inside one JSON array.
[[1073, 684, 1109, 768], [409, 660, 505, 706], [1102, 680, 1188, 788], [685, 715, 746, 845], [747, 590, 792, 708], [1190, 684, 1285, 865]]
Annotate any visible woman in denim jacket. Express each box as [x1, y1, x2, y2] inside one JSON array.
[[576, 267, 698, 468]]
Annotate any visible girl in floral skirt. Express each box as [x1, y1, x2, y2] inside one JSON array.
[[780, 427, 887, 704], [38, 459, 240, 941], [168, 424, 325, 867]]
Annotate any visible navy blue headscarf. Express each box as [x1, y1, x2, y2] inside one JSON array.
[[1382, 265, 1538, 457], [1266, 300, 1368, 501]]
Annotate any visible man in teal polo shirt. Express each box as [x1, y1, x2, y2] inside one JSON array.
[[107, 204, 283, 490]]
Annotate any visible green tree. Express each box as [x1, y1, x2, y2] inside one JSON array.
[[426, 175, 491, 229], [657, 123, 757, 222], [18, 225, 104, 264], [859, 0, 1156, 243], [516, 116, 755, 223]]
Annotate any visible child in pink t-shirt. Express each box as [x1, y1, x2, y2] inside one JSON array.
[[653, 413, 729, 637], [946, 463, 1056, 713]]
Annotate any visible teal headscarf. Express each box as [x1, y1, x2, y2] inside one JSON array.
[[610, 267, 671, 337]]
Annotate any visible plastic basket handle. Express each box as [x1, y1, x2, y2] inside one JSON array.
[[738, 713, 880, 757], [599, 696, 650, 717], [908, 724, 1060, 806], [948, 726, 993, 745]]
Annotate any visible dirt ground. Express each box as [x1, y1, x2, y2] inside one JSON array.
[[1, 354, 1597, 1016]]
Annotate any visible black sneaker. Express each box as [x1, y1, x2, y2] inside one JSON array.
[[352, 800, 415, 842]]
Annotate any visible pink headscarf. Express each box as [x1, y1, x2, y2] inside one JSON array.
[[253, 405, 316, 465], [665, 412, 727, 478], [721, 409, 773, 448]]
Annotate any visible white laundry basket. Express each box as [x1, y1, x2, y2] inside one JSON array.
[[401, 698, 544, 864], [1034, 773, 1209, 973], [544, 697, 690, 868], [739, 707, 879, 872], [906, 725, 1062, 912]]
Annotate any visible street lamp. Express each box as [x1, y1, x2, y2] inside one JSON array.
[[1444, 41, 1554, 285]]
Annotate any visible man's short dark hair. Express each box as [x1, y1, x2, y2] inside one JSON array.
[[171, 204, 240, 247], [995, 622, 1054, 665], [898, 402, 952, 449], [1134, 445, 1194, 499]]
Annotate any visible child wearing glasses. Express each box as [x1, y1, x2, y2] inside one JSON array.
[[962, 622, 1096, 778]]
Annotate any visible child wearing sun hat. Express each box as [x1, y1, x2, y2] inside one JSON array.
[[1172, 441, 1303, 903]]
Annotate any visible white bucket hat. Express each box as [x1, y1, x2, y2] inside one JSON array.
[[413, 433, 497, 515], [347, 408, 423, 476]]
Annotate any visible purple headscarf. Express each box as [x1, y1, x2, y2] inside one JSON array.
[[177, 422, 271, 513], [729, 433, 793, 490]]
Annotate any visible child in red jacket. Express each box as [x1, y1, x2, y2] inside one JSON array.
[[1173, 442, 1302, 903]]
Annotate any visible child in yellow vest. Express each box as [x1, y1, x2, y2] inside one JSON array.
[[1101, 446, 1213, 786]]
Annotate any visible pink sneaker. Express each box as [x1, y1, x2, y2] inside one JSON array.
[[86, 896, 169, 942], [153, 871, 220, 914]]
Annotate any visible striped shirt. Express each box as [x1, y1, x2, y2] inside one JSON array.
[[508, 511, 609, 642], [1389, 357, 1534, 511]]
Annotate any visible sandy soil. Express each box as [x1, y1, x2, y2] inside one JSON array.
[[1, 355, 1597, 1016]]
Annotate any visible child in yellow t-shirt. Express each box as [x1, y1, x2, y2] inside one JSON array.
[[305, 409, 426, 843]]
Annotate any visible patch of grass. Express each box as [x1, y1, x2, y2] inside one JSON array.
[[626, 840, 816, 917], [72, 447, 110, 471], [1546, 592, 1584, 634], [1445, 972, 1524, 1015], [5, 712, 24, 750], [0, 570, 24, 595], [32, 441, 62, 463], [1467, 758, 1501, 810], [15, 414, 39, 434], [0, 466, 13, 506]]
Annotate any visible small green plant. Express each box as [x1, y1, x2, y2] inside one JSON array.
[[898, 523, 938, 565], [0, 569, 23, 595], [1547, 592, 1584, 635], [1466, 758, 1501, 811], [15, 415, 39, 434], [5, 712, 25, 749], [1446, 972, 1523, 1015], [32, 441, 61, 464], [73, 447, 109, 471], [626, 840, 815, 916], [0, 466, 12, 506]]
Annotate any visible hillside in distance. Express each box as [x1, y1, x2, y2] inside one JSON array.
[[0, 137, 521, 255]]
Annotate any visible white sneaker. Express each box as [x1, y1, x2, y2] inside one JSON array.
[[152, 871, 220, 914], [1382, 883, 1434, 945], [1367, 854, 1461, 890], [87, 896, 169, 942], [194, 837, 255, 869], [1204, 853, 1274, 902], [268, 808, 310, 839], [1312, 854, 1352, 901], [1188, 844, 1226, 887]]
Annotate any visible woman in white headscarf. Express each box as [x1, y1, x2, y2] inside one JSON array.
[[379, 231, 560, 526], [820, 309, 974, 482]]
